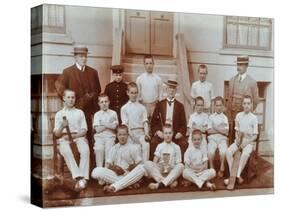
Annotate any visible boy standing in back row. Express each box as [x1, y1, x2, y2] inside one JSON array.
[[136, 55, 162, 120]]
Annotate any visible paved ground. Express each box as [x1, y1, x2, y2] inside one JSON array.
[[38, 156, 273, 208]]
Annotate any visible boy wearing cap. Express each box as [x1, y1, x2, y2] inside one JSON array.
[[93, 93, 119, 167], [104, 65, 129, 123], [151, 80, 188, 158], [136, 55, 163, 120], [191, 64, 215, 113]]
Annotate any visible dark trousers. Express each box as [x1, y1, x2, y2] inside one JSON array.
[[150, 135, 188, 160]]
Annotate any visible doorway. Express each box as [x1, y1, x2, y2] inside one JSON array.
[[125, 10, 174, 56]]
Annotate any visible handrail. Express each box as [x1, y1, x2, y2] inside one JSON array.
[[111, 28, 123, 81], [176, 33, 193, 119]]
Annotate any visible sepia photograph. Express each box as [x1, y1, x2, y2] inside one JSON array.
[[30, 3, 274, 208]]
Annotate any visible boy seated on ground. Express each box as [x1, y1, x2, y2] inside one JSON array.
[[182, 129, 216, 191], [91, 125, 146, 192], [144, 124, 184, 190]]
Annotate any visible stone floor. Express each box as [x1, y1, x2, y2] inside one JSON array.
[[39, 156, 273, 208]]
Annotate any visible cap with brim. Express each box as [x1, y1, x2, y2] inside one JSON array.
[[235, 55, 249, 64], [164, 80, 178, 87], [111, 65, 124, 73], [71, 46, 89, 55]]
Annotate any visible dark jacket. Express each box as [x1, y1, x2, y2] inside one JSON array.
[[151, 99, 187, 136], [55, 64, 101, 114]]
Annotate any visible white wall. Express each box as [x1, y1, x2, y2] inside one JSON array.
[[180, 13, 274, 151]]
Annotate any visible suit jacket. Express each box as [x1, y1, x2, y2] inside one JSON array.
[[227, 74, 259, 113], [151, 99, 187, 136], [55, 64, 101, 114]]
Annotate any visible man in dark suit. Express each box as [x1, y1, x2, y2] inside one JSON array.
[[55, 46, 101, 167], [150, 80, 188, 158]]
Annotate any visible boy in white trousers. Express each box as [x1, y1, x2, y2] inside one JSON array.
[[182, 129, 216, 191], [144, 124, 184, 190], [93, 93, 119, 167], [207, 96, 229, 178], [121, 82, 150, 162], [91, 125, 146, 192], [187, 96, 209, 152], [53, 89, 90, 191], [224, 95, 258, 185]]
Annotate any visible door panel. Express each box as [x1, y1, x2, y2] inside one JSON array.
[[125, 10, 150, 54], [150, 12, 173, 56]]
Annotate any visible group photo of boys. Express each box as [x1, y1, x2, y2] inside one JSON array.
[[30, 5, 274, 207], [53, 49, 260, 193]]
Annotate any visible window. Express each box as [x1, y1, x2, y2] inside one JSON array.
[[31, 5, 65, 35], [224, 16, 272, 50]]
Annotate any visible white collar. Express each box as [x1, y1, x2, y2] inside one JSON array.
[[63, 106, 75, 111], [76, 63, 85, 71], [238, 73, 247, 81], [166, 97, 175, 102]]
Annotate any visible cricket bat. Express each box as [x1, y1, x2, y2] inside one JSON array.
[[227, 132, 244, 190]]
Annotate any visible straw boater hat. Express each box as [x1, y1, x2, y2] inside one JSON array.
[[164, 79, 179, 88], [236, 55, 249, 64], [71, 45, 89, 55], [110, 65, 124, 74]]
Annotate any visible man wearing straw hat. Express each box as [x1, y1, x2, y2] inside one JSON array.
[[227, 55, 259, 141], [150, 79, 188, 158], [55, 45, 101, 167]]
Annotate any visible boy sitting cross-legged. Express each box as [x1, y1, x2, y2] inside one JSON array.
[[91, 125, 146, 192], [182, 129, 216, 191], [144, 124, 184, 190]]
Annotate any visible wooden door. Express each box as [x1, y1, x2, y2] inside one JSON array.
[[150, 12, 173, 55], [125, 10, 150, 54], [125, 10, 173, 56]]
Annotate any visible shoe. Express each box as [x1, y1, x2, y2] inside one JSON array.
[[104, 185, 116, 193], [237, 177, 244, 185], [98, 180, 105, 186], [169, 180, 178, 189], [218, 170, 224, 178], [224, 178, 229, 186], [206, 182, 216, 191], [148, 183, 159, 190]]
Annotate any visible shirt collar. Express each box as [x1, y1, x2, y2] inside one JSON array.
[[76, 63, 85, 71], [239, 73, 247, 81]]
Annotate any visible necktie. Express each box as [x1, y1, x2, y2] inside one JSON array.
[[167, 99, 174, 106]]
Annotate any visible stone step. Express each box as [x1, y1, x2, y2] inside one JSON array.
[[122, 55, 177, 65], [123, 63, 177, 75]]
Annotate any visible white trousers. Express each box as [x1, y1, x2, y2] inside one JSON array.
[[182, 168, 216, 188], [144, 161, 184, 186], [207, 137, 228, 159], [226, 142, 253, 178], [59, 137, 90, 180], [129, 129, 150, 162], [91, 165, 145, 192], [94, 136, 115, 167], [142, 101, 157, 119]]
